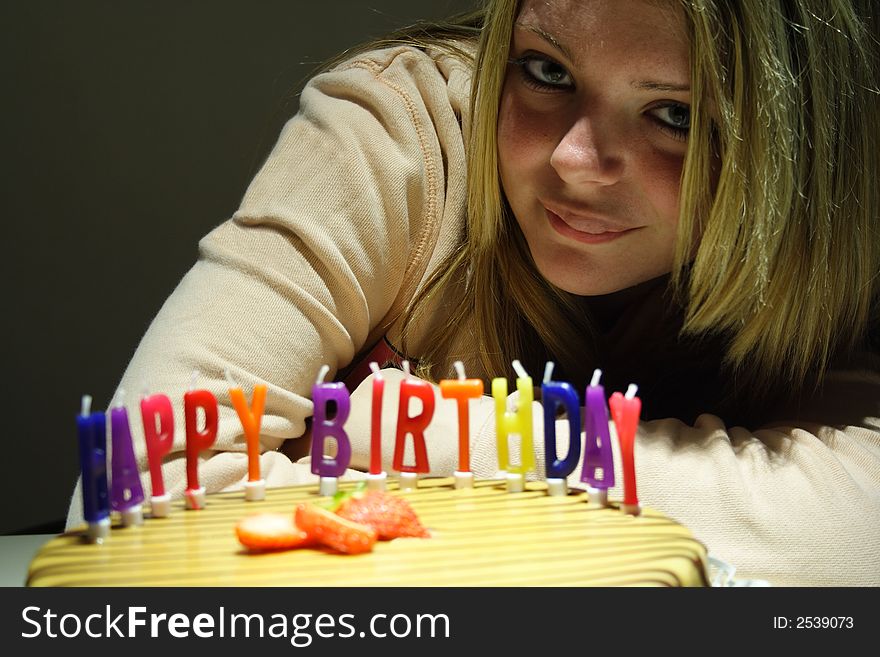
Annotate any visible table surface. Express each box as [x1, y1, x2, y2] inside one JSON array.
[[0, 535, 54, 586]]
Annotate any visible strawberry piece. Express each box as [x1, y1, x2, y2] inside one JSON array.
[[235, 512, 313, 551], [336, 490, 429, 540], [295, 503, 377, 554]]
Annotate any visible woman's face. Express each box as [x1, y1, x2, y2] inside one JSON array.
[[498, 0, 691, 295]]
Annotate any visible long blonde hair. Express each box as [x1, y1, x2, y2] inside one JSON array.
[[400, 0, 880, 404]]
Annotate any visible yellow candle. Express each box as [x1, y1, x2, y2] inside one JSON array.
[[492, 369, 535, 476]]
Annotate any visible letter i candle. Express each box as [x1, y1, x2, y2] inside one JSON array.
[[140, 391, 175, 517], [311, 365, 352, 496], [109, 390, 144, 526], [227, 370, 267, 501], [492, 360, 535, 493], [393, 361, 434, 490], [77, 395, 110, 542], [582, 369, 615, 506], [366, 362, 387, 491], [439, 361, 484, 489], [609, 384, 642, 515], [541, 362, 581, 497]]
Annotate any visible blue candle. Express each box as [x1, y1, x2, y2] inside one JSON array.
[[542, 368, 582, 482], [581, 370, 615, 504], [77, 395, 110, 542], [109, 392, 144, 526]]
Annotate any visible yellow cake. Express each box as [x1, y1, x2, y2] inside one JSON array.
[[28, 478, 709, 587]]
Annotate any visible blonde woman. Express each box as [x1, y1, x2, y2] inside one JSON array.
[[67, 0, 880, 585]]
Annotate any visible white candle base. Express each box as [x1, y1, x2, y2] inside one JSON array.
[[185, 487, 206, 510], [621, 502, 642, 516], [150, 493, 171, 518], [398, 472, 418, 491], [85, 516, 111, 543], [587, 487, 609, 507], [506, 472, 524, 493], [120, 504, 144, 527], [245, 479, 266, 501], [546, 478, 567, 497], [319, 477, 338, 497], [366, 472, 387, 491], [453, 471, 474, 489]]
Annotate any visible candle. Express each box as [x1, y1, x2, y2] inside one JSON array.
[[140, 392, 175, 517], [109, 390, 144, 526], [367, 362, 387, 491], [492, 360, 535, 492], [77, 395, 110, 542], [393, 361, 434, 489], [311, 365, 352, 496], [227, 369, 267, 501], [581, 369, 615, 506], [541, 362, 581, 496], [609, 384, 642, 515], [439, 361, 483, 489], [183, 375, 219, 510]]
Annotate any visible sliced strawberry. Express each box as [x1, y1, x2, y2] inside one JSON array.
[[295, 503, 377, 554], [235, 512, 313, 551], [336, 490, 429, 540]]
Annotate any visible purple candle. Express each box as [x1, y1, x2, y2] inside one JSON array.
[[310, 366, 352, 491], [77, 395, 110, 542], [110, 391, 145, 526], [542, 366, 582, 483], [581, 369, 615, 504]]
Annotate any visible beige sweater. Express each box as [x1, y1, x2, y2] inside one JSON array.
[[67, 44, 880, 586]]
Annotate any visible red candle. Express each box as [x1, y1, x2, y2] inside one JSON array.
[[392, 365, 434, 474], [369, 363, 385, 476], [609, 384, 642, 514], [183, 388, 219, 508], [439, 362, 483, 473]]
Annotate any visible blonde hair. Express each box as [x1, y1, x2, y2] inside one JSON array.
[[400, 0, 879, 404]]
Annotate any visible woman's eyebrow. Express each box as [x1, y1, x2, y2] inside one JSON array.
[[514, 22, 574, 64], [632, 80, 691, 92]]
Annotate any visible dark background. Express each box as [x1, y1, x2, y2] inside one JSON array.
[[1, 0, 477, 535]]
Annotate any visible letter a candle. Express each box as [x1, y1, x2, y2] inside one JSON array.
[[492, 360, 535, 493], [311, 364, 352, 496], [440, 360, 484, 489], [609, 384, 642, 515], [140, 391, 175, 517], [393, 361, 434, 490], [227, 369, 267, 501], [109, 390, 144, 526], [541, 362, 581, 497], [581, 369, 615, 506], [77, 395, 110, 542]]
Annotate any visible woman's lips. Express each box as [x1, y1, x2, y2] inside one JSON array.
[[545, 208, 638, 244]]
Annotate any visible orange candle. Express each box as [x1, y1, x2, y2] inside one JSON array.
[[439, 361, 483, 473], [227, 373, 267, 483]]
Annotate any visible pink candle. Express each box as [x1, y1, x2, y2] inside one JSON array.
[[140, 393, 174, 499], [369, 363, 385, 476], [609, 384, 641, 514]]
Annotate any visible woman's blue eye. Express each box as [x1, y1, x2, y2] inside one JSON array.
[[648, 103, 691, 141], [513, 55, 573, 89]]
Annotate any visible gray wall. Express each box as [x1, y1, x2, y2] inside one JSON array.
[[2, 0, 477, 534]]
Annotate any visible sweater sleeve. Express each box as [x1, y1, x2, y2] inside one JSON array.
[[66, 46, 469, 529]]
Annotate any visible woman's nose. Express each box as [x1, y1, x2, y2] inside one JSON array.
[[550, 116, 624, 186]]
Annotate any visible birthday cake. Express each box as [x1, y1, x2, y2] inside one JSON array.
[[28, 477, 709, 587]]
